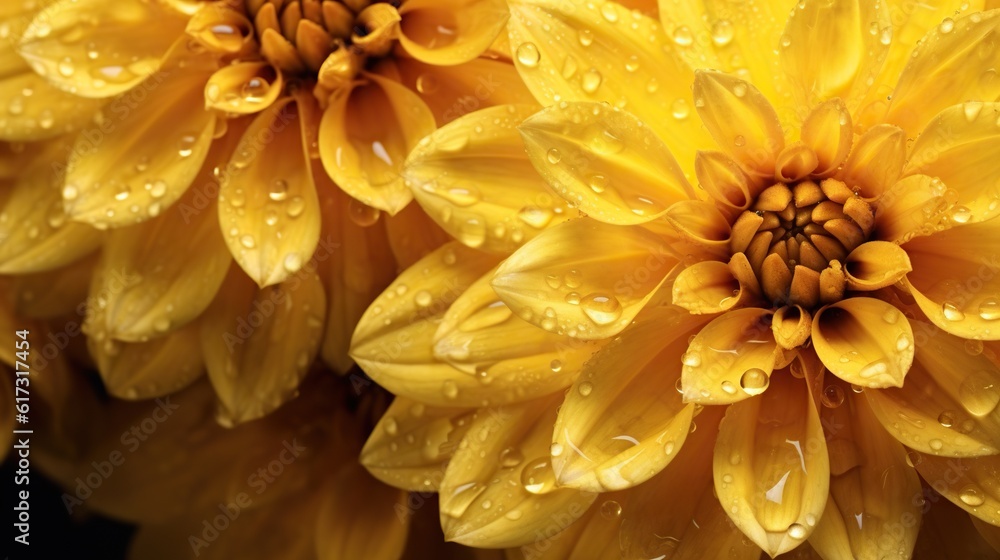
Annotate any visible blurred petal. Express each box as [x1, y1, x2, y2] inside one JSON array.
[[812, 298, 914, 388], [866, 322, 1000, 457], [551, 306, 707, 492], [18, 0, 187, 98], [714, 372, 830, 557], [885, 11, 1000, 136], [779, 0, 889, 111], [0, 146, 102, 274], [492, 218, 676, 340], [394, 57, 537, 125], [519, 101, 693, 225], [398, 0, 508, 65], [439, 396, 597, 547], [405, 104, 574, 253], [316, 463, 409, 560], [319, 72, 435, 215], [681, 307, 779, 405], [507, 0, 712, 176], [200, 268, 326, 426], [902, 101, 1000, 225], [9, 253, 95, 319], [64, 66, 216, 228], [0, 70, 103, 140], [914, 454, 1000, 526], [91, 321, 204, 400], [361, 397, 474, 491], [220, 97, 320, 287]]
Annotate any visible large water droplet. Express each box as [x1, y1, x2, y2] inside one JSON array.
[[520, 457, 556, 494], [740, 369, 769, 395], [580, 293, 622, 325], [516, 42, 541, 67]]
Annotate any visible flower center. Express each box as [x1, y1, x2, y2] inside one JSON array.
[[245, 0, 403, 81], [731, 178, 875, 309]]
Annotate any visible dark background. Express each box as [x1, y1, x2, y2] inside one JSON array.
[[3, 454, 132, 560]]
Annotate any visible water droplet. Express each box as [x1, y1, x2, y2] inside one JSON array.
[[580, 293, 622, 325], [348, 198, 381, 226], [734, 135, 746, 147], [561, 55, 579, 78], [550, 442, 564, 457], [177, 134, 197, 157], [664, 441, 675, 455], [681, 351, 701, 367], [711, 20, 735, 46], [500, 447, 524, 468], [269, 179, 288, 201], [442, 379, 459, 399], [57, 57, 75, 77], [578, 29, 594, 47], [960, 485, 985, 506], [787, 524, 807, 539], [578, 381, 593, 397], [905, 450, 922, 468], [939, 18, 955, 34], [860, 359, 889, 379], [671, 98, 690, 120], [114, 184, 131, 201], [384, 416, 398, 435], [588, 174, 609, 194], [516, 42, 540, 67], [896, 333, 911, 351], [928, 438, 944, 451], [979, 298, 1000, 321], [938, 410, 955, 428], [283, 253, 302, 272], [600, 500, 622, 519], [147, 180, 167, 199], [241, 77, 269, 103], [721, 380, 737, 395], [673, 25, 693, 46], [732, 82, 748, 97], [942, 302, 965, 321], [821, 385, 845, 408], [624, 55, 639, 72], [286, 196, 305, 217], [240, 234, 256, 249], [520, 457, 556, 494], [546, 148, 561, 164], [550, 359, 563, 372], [951, 205, 972, 223], [581, 69, 603, 94], [740, 369, 769, 395], [414, 290, 433, 307], [960, 372, 1000, 417]]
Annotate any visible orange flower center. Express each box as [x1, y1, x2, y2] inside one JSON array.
[[732, 178, 876, 310]]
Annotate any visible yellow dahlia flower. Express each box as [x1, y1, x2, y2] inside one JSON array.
[[353, 0, 1000, 557], [0, 0, 538, 424]]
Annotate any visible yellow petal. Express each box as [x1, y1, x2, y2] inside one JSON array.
[[873, 174, 951, 244], [812, 297, 913, 388], [318, 71, 436, 215], [200, 268, 326, 426], [713, 372, 830, 557], [681, 307, 779, 405], [0, 69, 103, 140], [9, 253, 95, 319], [90, 321, 204, 400], [434, 267, 604, 403], [658, 199, 732, 261], [361, 397, 474, 491], [800, 98, 853, 177], [87, 188, 230, 342], [914, 454, 1000, 526], [692, 70, 784, 177], [205, 62, 283, 114], [885, 10, 1000, 136], [18, 0, 188, 98], [779, 0, 890, 111], [350, 242, 502, 405], [383, 201, 451, 269], [835, 124, 906, 199], [220, 97, 320, 287], [809, 389, 922, 560], [405, 104, 575, 253], [316, 184, 396, 374], [672, 260, 746, 315], [492, 218, 676, 340], [316, 464, 410, 560], [843, 240, 912, 291], [772, 305, 812, 351], [0, 145, 102, 274], [64, 67, 217, 228], [972, 515, 1000, 553], [903, 101, 1000, 225], [551, 306, 706, 492], [398, 0, 509, 65], [184, 3, 256, 55], [519, 101, 693, 225], [394, 56, 538, 125], [439, 395, 597, 547], [865, 322, 1000, 457], [902, 219, 1000, 340], [695, 150, 753, 212], [507, 0, 712, 177]]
